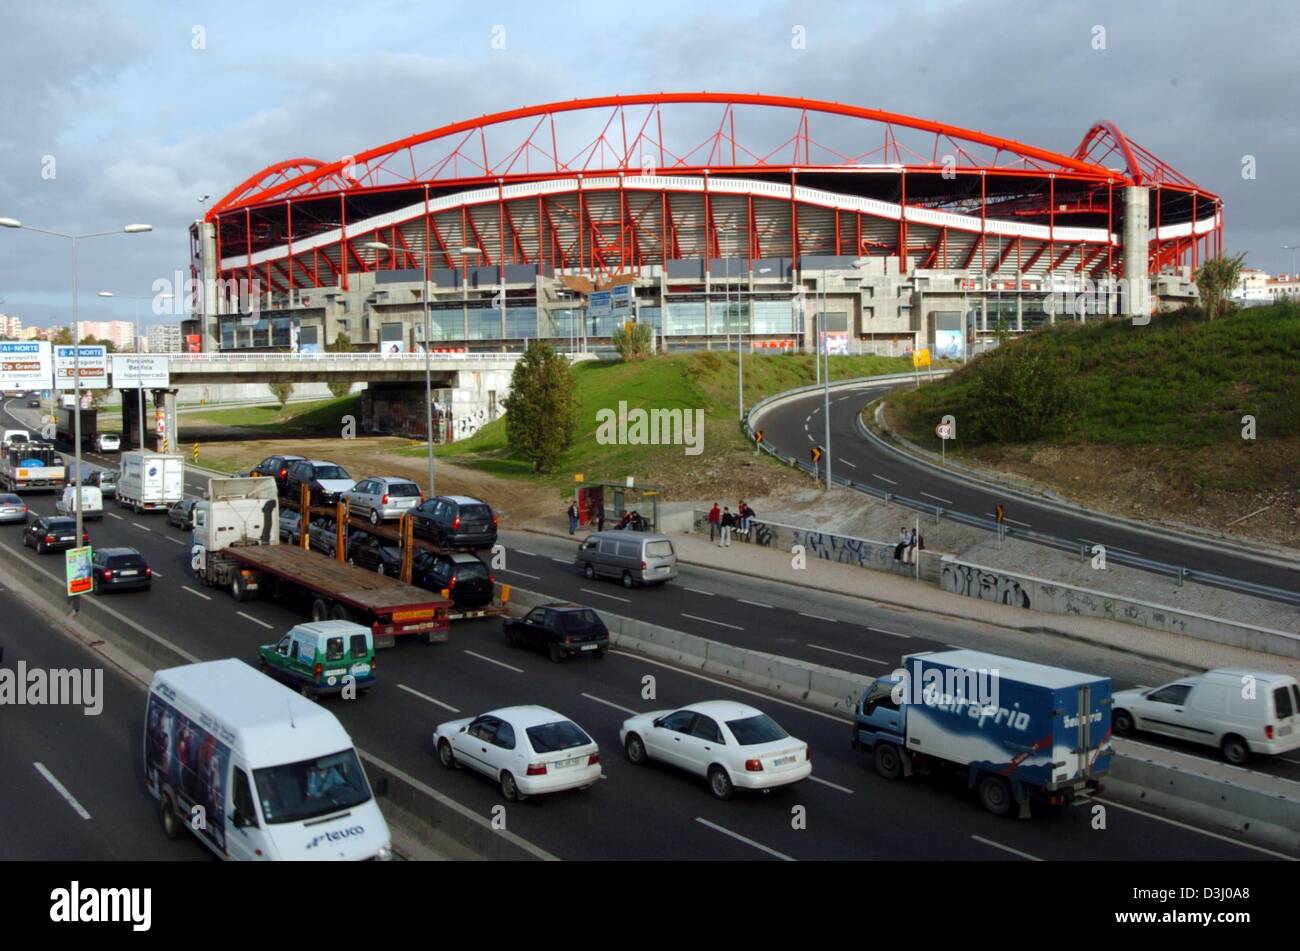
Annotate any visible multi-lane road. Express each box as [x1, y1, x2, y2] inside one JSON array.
[[758, 380, 1300, 600], [0, 401, 1292, 861]]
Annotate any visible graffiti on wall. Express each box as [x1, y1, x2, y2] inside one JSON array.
[[454, 408, 490, 439], [941, 561, 1031, 609], [790, 527, 906, 574]]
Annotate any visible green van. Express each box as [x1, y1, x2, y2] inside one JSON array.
[[258, 620, 376, 697]]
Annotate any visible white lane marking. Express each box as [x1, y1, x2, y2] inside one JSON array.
[[737, 598, 773, 609], [872, 473, 896, 485], [150, 571, 163, 579], [397, 683, 460, 713], [971, 835, 1042, 861], [609, 650, 850, 724], [551, 557, 569, 564], [236, 611, 273, 629], [841, 459, 858, 469], [806, 643, 888, 665], [681, 612, 744, 631], [131, 522, 152, 532], [920, 492, 952, 505], [696, 818, 795, 861], [684, 587, 715, 596], [806, 433, 814, 442], [1096, 799, 1296, 861], [515, 549, 537, 556], [165, 536, 184, 545], [181, 585, 212, 601], [869, 626, 911, 639], [808, 775, 854, 794], [500, 568, 541, 580], [463, 650, 524, 674], [799, 612, 837, 622], [107, 512, 124, 521], [581, 587, 631, 603], [580, 692, 638, 716], [803, 423, 809, 432], [33, 763, 91, 820]]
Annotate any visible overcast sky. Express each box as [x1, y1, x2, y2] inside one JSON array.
[[1, 0, 1296, 328]]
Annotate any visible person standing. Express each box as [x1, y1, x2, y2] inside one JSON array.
[[719, 507, 735, 547], [567, 500, 579, 535], [707, 502, 721, 541], [596, 505, 605, 531]]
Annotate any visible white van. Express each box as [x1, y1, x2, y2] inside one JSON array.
[[1113, 668, 1300, 764], [144, 658, 393, 861], [56, 485, 104, 520], [94, 432, 120, 453]]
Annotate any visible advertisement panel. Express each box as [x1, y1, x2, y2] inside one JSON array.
[[934, 328, 965, 361], [65, 546, 93, 596], [54, 345, 108, 390], [588, 290, 613, 317], [0, 341, 53, 391], [145, 693, 233, 853], [110, 353, 170, 388], [820, 332, 849, 355]]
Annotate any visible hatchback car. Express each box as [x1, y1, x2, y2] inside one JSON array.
[[420, 552, 495, 609], [346, 531, 404, 575], [86, 468, 117, 498], [167, 498, 198, 530], [434, 706, 602, 802], [91, 547, 153, 593], [278, 509, 305, 545], [345, 477, 423, 525], [0, 492, 28, 524], [503, 603, 609, 662], [411, 495, 497, 550], [620, 701, 812, 800], [284, 459, 354, 505], [252, 454, 306, 494], [308, 516, 344, 556], [22, 516, 88, 553]]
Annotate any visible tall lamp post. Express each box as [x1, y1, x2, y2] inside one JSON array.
[[96, 290, 173, 450], [820, 274, 832, 491], [0, 217, 151, 605]]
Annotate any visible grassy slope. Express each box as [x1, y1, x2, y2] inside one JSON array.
[[424, 351, 912, 490], [186, 394, 364, 435], [884, 303, 1300, 492]]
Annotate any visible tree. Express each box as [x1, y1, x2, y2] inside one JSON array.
[[503, 340, 578, 472], [966, 342, 1072, 443], [1196, 252, 1246, 320], [326, 331, 355, 398], [269, 382, 295, 409], [48, 327, 72, 345], [612, 321, 652, 361]]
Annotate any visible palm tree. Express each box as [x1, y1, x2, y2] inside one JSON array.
[[1196, 252, 1246, 320]]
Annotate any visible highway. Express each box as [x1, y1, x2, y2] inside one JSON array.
[[0, 403, 1290, 859], [757, 381, 1300, 600]]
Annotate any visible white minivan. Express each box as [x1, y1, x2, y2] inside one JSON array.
[[145, 658, 393, 860], [56, 485, 103, 520], [1112, 668, 1300, 764]]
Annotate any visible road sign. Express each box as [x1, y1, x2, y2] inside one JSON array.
[[754, 430, 763, 444], [66, 546, 93, 596], [0, 341, 52, 390], [911, 348, 931, 369], [54, 345, 108, 390], [110, 353, 170, 388], [936, 422, 954, 440], [810, 446, 823, 463], [994, 504, 1005, 524], [191, 442, 200, 463]]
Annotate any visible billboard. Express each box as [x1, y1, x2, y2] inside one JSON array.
[[110, 353, 170, 388], [54, 345, 108, 390], [588, 290, 612, 317], [65, 546, 93, 596], [0, 341, 53, 391]]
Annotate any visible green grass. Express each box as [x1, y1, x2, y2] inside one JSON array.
[[187, 393, 363, 436], [886, 303, 1300, 448], [422, 350, 911, 488]]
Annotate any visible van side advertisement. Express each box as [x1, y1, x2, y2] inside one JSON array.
[[145, 694, 233, 853]]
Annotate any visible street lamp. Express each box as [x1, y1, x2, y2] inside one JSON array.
[[1, 218, 152, 600], [820, 274, 832, 491], [1282, 245, 1300, 279], [97, 290, 173, 450]]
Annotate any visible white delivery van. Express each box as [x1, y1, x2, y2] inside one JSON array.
[[144, 658, 393, 861], [56, 485, 104, 520], [1113, 668, 1300, 763], [93, 432, 120, 453], [117, 451, 184, 513]]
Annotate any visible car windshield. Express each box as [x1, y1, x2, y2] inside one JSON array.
[[725, 714, 789, 746], [557, 609, 603, 633], [386, 483, 420, 496], [313, 466, 349, 480], [525, 720, 592, 753], [253, 749, 371, 824]]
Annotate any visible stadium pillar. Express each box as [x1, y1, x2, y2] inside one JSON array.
[[200, 220, 219, 350], [1121, 186, 1150, 319]]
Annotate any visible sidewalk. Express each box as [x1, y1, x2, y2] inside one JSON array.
[[520, 516, 1300, 679]]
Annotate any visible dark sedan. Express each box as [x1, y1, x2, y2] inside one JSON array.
[[91, 547, 153, 593], [503, 602, 609, 662], [22, 516, 88, 553]]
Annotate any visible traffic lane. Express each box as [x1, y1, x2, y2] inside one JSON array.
[[0, 586, 208, 860]]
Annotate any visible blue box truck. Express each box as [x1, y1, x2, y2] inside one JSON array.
[[850, 649, 1112, 817]]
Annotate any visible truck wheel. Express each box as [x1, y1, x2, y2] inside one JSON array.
[[159, 790, 182, 840], [1221, 734, 1250, 765], [231, 574, 249, 602], [1112, 709, 1135, 737], [977, 776, 1013, 817], [873, 743, 904, 781], [310, 598, 330, 622]]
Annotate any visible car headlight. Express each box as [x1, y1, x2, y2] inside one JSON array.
[[376, 844, 394, 862]]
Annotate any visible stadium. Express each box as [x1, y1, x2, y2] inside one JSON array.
[[188, 92, 1222, 357]]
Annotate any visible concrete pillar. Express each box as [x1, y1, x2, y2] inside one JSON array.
[[120, 390, 140, 451], [1122, 185, 1150, 320], [151, 389, 179, 453], [200, 221, 219, 350]]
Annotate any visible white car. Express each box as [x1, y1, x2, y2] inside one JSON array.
[[620, 700, 811, 800], [434, 705, 602, 801]]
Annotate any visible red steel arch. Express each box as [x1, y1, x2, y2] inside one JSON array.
[[1072, 120, 1205, 192], [207, 92, 1136, 219]]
